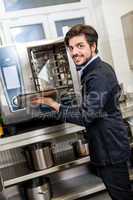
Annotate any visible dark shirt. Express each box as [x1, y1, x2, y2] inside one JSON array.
[[58, 57, 130, 165]]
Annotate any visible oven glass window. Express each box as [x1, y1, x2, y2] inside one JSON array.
[[10, 24, 45, 43], [3, 0, 80, 12], [3, 65, 20, 90], [55, 17, 85, 37]]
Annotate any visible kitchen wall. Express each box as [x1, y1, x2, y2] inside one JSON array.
[[102, 0, 133, 92], [83, 0, 114, 66]]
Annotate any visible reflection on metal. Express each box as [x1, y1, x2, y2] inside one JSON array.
[[120, 103, 133, 119], [0, 176, 4, 192], [50, 173, 105, 200], [0, 123, 85, 151], [6, 168, 106, 200], [3, 156, 90, 187]]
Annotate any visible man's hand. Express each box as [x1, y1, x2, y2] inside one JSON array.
[[31, 97, 60, 112]]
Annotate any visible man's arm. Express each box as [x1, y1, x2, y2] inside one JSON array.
[[31, 73, 112, 127], [58, 73, 112, 127]]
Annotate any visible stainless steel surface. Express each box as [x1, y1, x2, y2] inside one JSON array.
[[127, 119, 133, 137], [8, 195, 21, 200], [85, 191, 111, 200], [0, 176, 4, 192], [51, 173, 105, 200], [27, 40, 77, 93], [130, 140, 133, 148], [0, 123, 85, 151], [8, 173, 106, 200], [17, 89, 57, 109], [0, 45, 36, 124], [26, 177, 51, 200], [27, 186, 51, 200], [0, 192, 7, 200], [30, 143, 54, 170], [0, 39, 80, 126], [72, 139, 89, 158], [119, 92, 133, 118], [120, 102, 133, 119], [3, 156, 90, 187]]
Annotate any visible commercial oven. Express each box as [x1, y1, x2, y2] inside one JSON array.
[[0, 39, 80, 131]]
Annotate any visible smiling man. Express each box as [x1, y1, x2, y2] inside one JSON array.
[[32, 24, 133, 199]]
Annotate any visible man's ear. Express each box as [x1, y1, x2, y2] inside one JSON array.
[[91, 42, 96, 53]]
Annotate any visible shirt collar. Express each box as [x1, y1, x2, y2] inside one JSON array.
[[79, 54, 99, 78]]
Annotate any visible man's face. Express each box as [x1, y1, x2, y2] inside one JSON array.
[[68, 34, 96, 66]]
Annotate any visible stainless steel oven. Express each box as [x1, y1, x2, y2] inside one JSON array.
[[0, 39, 80, 128]]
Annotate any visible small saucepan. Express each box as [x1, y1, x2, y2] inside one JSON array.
[[71, 139, 89, 158]]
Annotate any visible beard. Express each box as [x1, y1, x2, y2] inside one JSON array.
[[75, 53, 93, 71], [75, 64, 83, 71]]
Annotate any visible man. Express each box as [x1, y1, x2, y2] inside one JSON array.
[[32, 24, 133, 199]]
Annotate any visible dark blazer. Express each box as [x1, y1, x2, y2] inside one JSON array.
[[58, 57, 130, 165]]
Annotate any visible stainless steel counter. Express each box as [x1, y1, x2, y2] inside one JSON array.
[[0, 123, 85, 151], [8, 173, 105, 200], [3, 156, 90, 187], [52, 173, 105, 200], [120, 102, 133, 119]]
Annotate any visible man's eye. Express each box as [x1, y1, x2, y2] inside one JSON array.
[[78, 44, 84, 48], [69, 47, 73, 51]]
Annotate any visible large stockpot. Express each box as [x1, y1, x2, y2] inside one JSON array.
[[25, 177, 52, 200], [71, 139, 89, 158], [24, 142, 54, 170]]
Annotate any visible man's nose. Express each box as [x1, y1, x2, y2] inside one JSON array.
[[72, 47, 79, 56]]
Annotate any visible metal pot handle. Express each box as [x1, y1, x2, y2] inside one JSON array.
[[38, 191, 47, 194], [127, 120, 133, 126]]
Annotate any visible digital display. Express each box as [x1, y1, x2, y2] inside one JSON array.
[[3, 65, 21, 89]]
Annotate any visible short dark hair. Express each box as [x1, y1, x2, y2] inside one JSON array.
[[64, 24, 98, 53]]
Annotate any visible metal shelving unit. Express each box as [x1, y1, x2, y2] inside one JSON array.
[[2, 119, 133, 199], [0, 122, 106, 200], [52, 173, 105, 200], [1, 123, 99, 200], [3, 156, 90, 188], [8, 169, 133, 200], [0, 123, 85, 151], [9, 173, 106, 200]]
